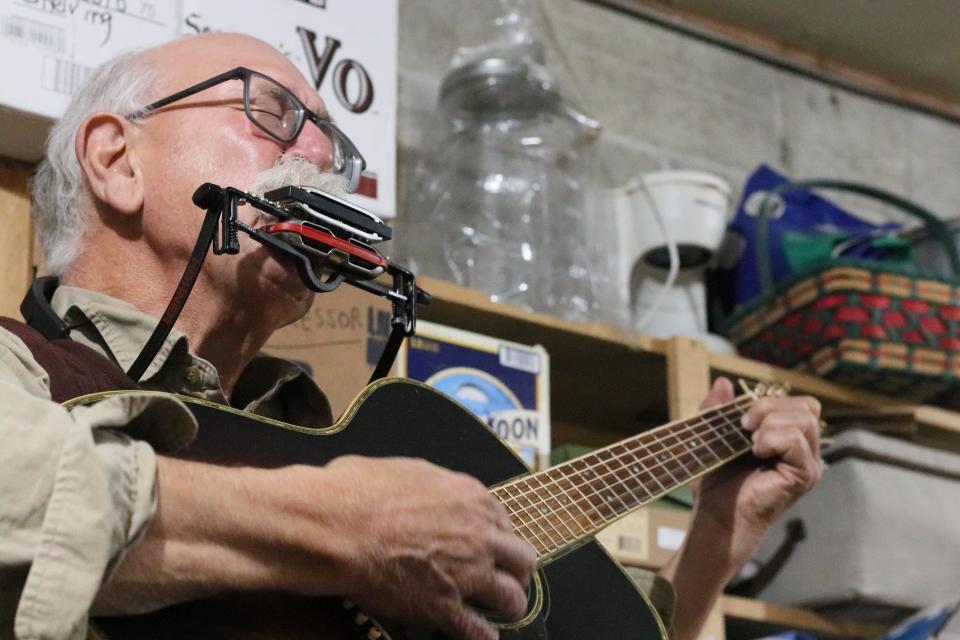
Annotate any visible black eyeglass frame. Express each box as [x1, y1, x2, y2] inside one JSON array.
[[126, 66, 366, 193]]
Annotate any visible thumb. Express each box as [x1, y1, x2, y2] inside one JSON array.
[[700, 377, 735, 410]]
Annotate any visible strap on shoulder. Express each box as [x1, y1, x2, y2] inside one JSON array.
[[20, 276, 71, 340]]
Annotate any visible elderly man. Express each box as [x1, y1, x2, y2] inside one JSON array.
[[0, 32, 823, 640]]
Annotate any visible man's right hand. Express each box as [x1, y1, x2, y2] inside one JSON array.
[[95, 455, 536, 640], [280, 455, 537, 640]]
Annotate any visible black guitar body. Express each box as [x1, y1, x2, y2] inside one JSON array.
[[93, 379, 665, 640]]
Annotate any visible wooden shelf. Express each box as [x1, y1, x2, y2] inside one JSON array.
[[723, 595, 891, 639], [418, 277, 672, 446], [419, 276, 960, 451], [709, 351, 902, 413]]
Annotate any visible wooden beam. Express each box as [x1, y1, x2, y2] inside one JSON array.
[[722, 595, 890, 639], [0, 160, 33, 320], [709, 351, 899, 409], [665, 336, 711, 420], [592, 0, 960, 124]]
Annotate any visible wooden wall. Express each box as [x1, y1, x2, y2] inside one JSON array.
[[0, 161, 34, 320]]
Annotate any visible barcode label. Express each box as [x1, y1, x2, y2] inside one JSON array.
[[42, 56, 91, 96], [499, 346, 541, 374], [0, 15, 66, 53], [617, 535, 646, 553]]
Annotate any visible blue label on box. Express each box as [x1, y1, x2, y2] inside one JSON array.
[[405, 335, 546, 465]]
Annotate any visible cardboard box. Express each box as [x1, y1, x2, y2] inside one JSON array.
[[263, 282, 393, 419], [698, 600, 726, 640], [596, 505, 692, 569], [395, 320, 551, 470]]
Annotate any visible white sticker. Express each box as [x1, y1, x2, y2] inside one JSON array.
[[499, 346, 541, 374], [656, 525, 686, 551]]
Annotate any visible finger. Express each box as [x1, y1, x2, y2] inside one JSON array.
[[491, 498, 513, 530], [752, 408, 821, 456], [490, 531, 537, 586], [700, 377, 735, 410], [438, 602, 498, 640], [751, 422, 823, 491], [742, 396, 821, 431], [467, 568, 529, 621]]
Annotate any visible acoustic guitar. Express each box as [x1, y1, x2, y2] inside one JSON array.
[[75, 377, 787, 639]]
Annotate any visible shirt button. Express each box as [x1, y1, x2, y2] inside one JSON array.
[[184, 366, 203, 390]]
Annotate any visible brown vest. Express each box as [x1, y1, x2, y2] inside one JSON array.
[[0, 317, 139, 403]]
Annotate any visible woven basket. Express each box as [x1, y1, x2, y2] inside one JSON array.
[[718, 180, 960, 401]]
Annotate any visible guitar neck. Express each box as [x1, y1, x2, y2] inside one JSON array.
[[491, 395, 756, 560]]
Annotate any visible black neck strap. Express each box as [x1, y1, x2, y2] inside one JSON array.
[[125, 204, 223, 382], [21, 276, 71, 340]]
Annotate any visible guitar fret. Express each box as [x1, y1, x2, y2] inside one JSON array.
[[643, 438, 683, 486], [527, 476, 579, 545], [682, 426, 719, 466], [567, 458, 617, 523], [654, 432, 695, 478], [583, 455, 633, 518], [716, 417, 748, 452], [670, 423, 714, 475], [553, 464, 610, 530], [514, 478, 568, 550], [489, 394, 764, 561], [497, 483, 557, 553], [496, 484, 544, 542], [621, 440, 671, 497], [593, 450, 643, 512], [608, 444, 653, 503], [539, 468, 593, 536]]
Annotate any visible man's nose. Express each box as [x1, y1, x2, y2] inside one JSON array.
[[284, 121, 335, 171]]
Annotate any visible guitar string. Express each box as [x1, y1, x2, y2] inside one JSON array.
[[496, 396, 756, 551], [495, 396, 753, 547], [524, 410, 751, 551], [499, 405, 752, 553], [508, 401, 754, 552], [499, 395, 752, 515]]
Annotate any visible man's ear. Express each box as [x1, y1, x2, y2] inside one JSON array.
[[75, 112, 144, 216]]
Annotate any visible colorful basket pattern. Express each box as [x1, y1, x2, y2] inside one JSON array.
[[725, 265, 960, 400], [719, 180, 960, 402]]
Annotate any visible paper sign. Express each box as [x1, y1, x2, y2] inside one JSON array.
[[179, 0, 398, 218], [0, 0, 178, 119]]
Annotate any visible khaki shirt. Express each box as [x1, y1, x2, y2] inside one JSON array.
[[0, 285, 671, 639], [0, 285, 330, 639]]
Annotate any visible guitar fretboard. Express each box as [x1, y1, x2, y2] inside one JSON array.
[[491, 395, 755, 559]]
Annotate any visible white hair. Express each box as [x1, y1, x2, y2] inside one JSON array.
[[31, 49, 158, 275], [250, 154, 349, 198]]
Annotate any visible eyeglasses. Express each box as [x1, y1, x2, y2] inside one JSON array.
[[127, 67, 366, 193]]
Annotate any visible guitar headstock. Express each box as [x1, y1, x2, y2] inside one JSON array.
[[738, 379, 791, 400]]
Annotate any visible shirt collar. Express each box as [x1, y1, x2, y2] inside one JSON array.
[[49, 285, 332, 424], [51, 284, 188, 382]]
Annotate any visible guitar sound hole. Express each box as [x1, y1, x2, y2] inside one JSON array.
[[478, 569, 544, 629]]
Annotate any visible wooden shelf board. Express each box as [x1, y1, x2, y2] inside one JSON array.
[[722, 595, 891, 639], [418, 277, 673, 441], [0, 160, 33, 320], [420, 277, 960, 450], [709, 351, 901, 411]]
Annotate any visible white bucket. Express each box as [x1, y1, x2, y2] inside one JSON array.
[[636, 170, 732, 267], [609, 169, 734, 349]]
